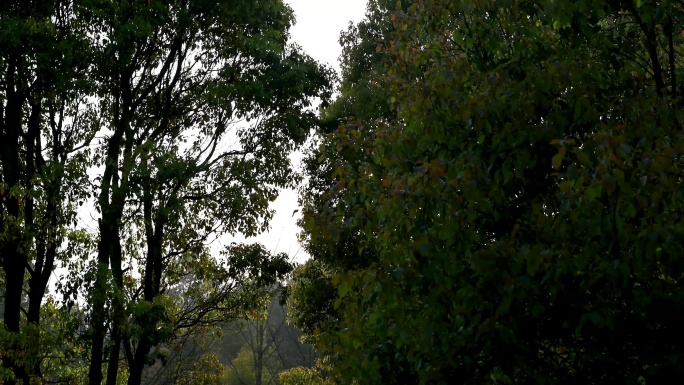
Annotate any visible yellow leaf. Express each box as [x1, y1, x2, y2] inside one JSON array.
[[332, 166, 344, 177], [552, 147, 566, 169]]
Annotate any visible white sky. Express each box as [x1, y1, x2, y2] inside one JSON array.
[[231, 0, 368, 264]]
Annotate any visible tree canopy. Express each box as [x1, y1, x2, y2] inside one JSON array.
[[290, 0, 684, 384], [0, 0, 331, 384]]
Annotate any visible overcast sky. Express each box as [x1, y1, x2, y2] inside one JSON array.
[[225, 0, 368, 264], [287, 0, 368, 70]]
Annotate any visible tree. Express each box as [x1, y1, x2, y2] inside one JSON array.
[[0, 0, 94, 381], [304, 0, 684, 384], [140, 317, 222, 385], [290, 1, 413, 383], [0, 0, 333, 384], [72, 1, 332, 384], [279, 364, 333, 385], [220, 291, 315, 385], [174, 352, 224, 385], [291, 0, 403, 338], [31, 297, 91, 384]]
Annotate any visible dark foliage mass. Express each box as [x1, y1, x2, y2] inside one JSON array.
[[289, 0, 684, 384]]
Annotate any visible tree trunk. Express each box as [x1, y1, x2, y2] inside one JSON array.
[[127, 339, 151, 385], [0, 54, 31, 384], [106, 333, 122, 385], [125, 178, 166, 385], [88, 64, 132, 384], [88, 257, 110, 385]]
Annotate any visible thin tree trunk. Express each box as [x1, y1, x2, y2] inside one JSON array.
[[0, 54, 31, 384], [106, 333, 122, 385], [89, 61, 133, 383]]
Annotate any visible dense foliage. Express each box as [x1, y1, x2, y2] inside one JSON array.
[[293, 0, 684, 384], [5, 0, 684, 384]]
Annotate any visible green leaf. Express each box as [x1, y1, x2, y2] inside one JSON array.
[[338, 279, 351, 298], [559, 179, 574, 193]]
